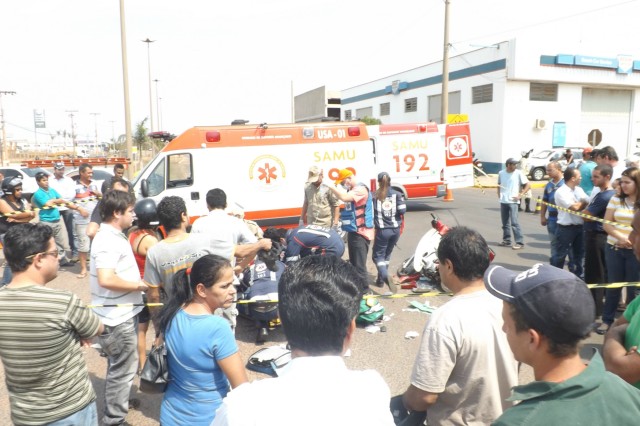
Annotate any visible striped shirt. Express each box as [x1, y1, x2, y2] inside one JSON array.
[[90, 222, 143, 326], [373, 189, 406, 229], [0, 285, 101, 425], [606, 196, 635, 246]]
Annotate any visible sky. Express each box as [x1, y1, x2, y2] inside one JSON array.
[[1, 0, 639, 144]]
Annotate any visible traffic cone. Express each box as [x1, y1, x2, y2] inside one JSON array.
[[443, 185, 454, 202], [534, 196, 542, 214]]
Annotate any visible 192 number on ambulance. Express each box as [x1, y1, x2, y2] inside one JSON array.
[[393, 154, 429, 172]]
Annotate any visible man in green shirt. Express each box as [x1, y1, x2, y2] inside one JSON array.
[[484, 263, 640, 425], [604, 209, 640, 388]]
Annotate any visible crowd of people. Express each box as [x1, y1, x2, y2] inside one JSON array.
[[535, 146, 640, 335], [3, 158, 640, 425]]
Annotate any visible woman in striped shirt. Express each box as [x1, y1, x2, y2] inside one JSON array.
[[600, 167, 640, 334]]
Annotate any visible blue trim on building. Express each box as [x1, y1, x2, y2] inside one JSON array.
[[342, 59, 507, 105], [540, 54, 640, 72]]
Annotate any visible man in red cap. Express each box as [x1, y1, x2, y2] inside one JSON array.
[[328, 169, 374, 291], [578, 146, 596, 196]]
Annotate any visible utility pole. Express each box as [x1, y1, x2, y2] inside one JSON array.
[[66, 110, 78, 158], [153, 79, 160, 130], [119, 0, 133, 172], [0, 91, 16, 166], [440, 0, 450, 124], [90, 112, 100, 152], [142, 38, 155, 133]]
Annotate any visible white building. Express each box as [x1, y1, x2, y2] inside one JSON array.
[[340, 39, 640, 173]]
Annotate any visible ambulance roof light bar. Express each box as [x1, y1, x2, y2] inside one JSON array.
[[348, 126, 360, 137]]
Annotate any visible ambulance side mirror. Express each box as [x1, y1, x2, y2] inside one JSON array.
[[140, 179, 149, 198]]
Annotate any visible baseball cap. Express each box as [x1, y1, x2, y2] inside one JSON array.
[[334, 169, 353, 184], [377, 171, 390, 181], [484, 263, 595, 343], [54, 162, 65, 170], [307, 166, 321, 184], [505, 158, 518, 165]]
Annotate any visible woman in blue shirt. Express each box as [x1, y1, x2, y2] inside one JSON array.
[[157, 254, 248, 425], [372, 172, 406, 293]]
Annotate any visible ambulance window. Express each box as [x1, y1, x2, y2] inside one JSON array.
[[167, 153, 193, 188], [147, 158, 166, 197]]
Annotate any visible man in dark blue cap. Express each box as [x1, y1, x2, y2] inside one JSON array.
[[484, 263, 640, 425]]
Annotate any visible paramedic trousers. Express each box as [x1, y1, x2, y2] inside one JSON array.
[[348, 232, 370, 291], [372, 228, 401, 286]]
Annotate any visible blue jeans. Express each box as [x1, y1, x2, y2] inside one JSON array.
[[47, 401, 98, 426], [500, 203, 523, 244], [551, 224, 584, 277], [99, 316, 139, 425], [603, 244, 640, 325], [372, 228, 401, 285], [546, 219, 575, 267]]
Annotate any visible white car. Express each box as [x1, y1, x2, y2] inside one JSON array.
[[527, 148, 585, 181], [0, 166, 49, 200]]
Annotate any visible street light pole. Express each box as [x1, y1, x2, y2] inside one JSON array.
[[153, 79, 160, 131], [66, 110, 78, 158], [440, 0, 450, 124], [119, 0, 133, 169], [90, 112, 100, 153], [142, 38, 155, 133], [0, 91, 16, 166]]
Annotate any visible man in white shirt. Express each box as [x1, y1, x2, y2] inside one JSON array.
[[212, 256, 395, 426], [498, 158, 530, 250], [90, 190, 147, 425], [398, 227, 518, 426], [551, 167, 589, 277], [48, 162, 78, 262]]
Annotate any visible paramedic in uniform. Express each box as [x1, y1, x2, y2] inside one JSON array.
[[301, 166, 341, 229], [284, 224, 345, 264], [328, 169, 374, 292]]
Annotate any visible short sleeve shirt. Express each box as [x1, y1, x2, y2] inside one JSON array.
[[498, 170, 528, 204], [32, 187, 62, 222]]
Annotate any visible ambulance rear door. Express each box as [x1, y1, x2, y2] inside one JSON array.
[[370, 123, 446, 199]]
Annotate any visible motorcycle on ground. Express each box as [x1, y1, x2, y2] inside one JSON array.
[[395, 213, 495, 293]]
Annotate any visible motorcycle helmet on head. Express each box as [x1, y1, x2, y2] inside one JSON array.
[[134, 198, 159, 227], [2, 177, 23, 194]]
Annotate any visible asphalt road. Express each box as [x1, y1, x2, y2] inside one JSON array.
[[0, 186, 605, 425]]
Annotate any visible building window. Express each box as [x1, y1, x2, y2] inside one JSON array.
[[356, 107, 373, 119], [380, 102, 390, 116], [344, 110, 352, 120], [530, 83, 558, 101], [428, 91, 461, 123], [472, 84, 493, 104], [405, 97, 417, 113]]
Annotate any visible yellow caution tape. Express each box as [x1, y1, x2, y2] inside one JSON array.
[[541, 200, 630, 228], [2, 196, 100, 217]]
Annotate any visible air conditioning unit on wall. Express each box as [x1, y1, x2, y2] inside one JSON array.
[[535, 119, 547, 130]]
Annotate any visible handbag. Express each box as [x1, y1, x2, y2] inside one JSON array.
[[246, 345, 291, 377], [139, 338, 169, 394]]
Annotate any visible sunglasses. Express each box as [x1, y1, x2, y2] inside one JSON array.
[[26, 250, 59, 259]]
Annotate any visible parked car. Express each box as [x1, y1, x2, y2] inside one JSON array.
[[0, 166, 49, 200], [527, 147, 586, 181], [65, 167, 114, 190]]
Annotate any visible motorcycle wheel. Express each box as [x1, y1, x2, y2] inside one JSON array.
[[397, 256, 417, 276]]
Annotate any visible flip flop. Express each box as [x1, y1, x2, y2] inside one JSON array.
[[76, 272, 88, 279]]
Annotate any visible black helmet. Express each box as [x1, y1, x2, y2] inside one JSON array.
[[2, 177, 23, 194], [134, 198, 158, 227]]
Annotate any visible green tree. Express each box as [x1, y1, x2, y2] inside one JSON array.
[[133, 118, 149, 154], [359, 116, 382, 125]]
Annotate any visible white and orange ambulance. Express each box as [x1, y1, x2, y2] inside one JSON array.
[[132, 121, 473, 227]]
